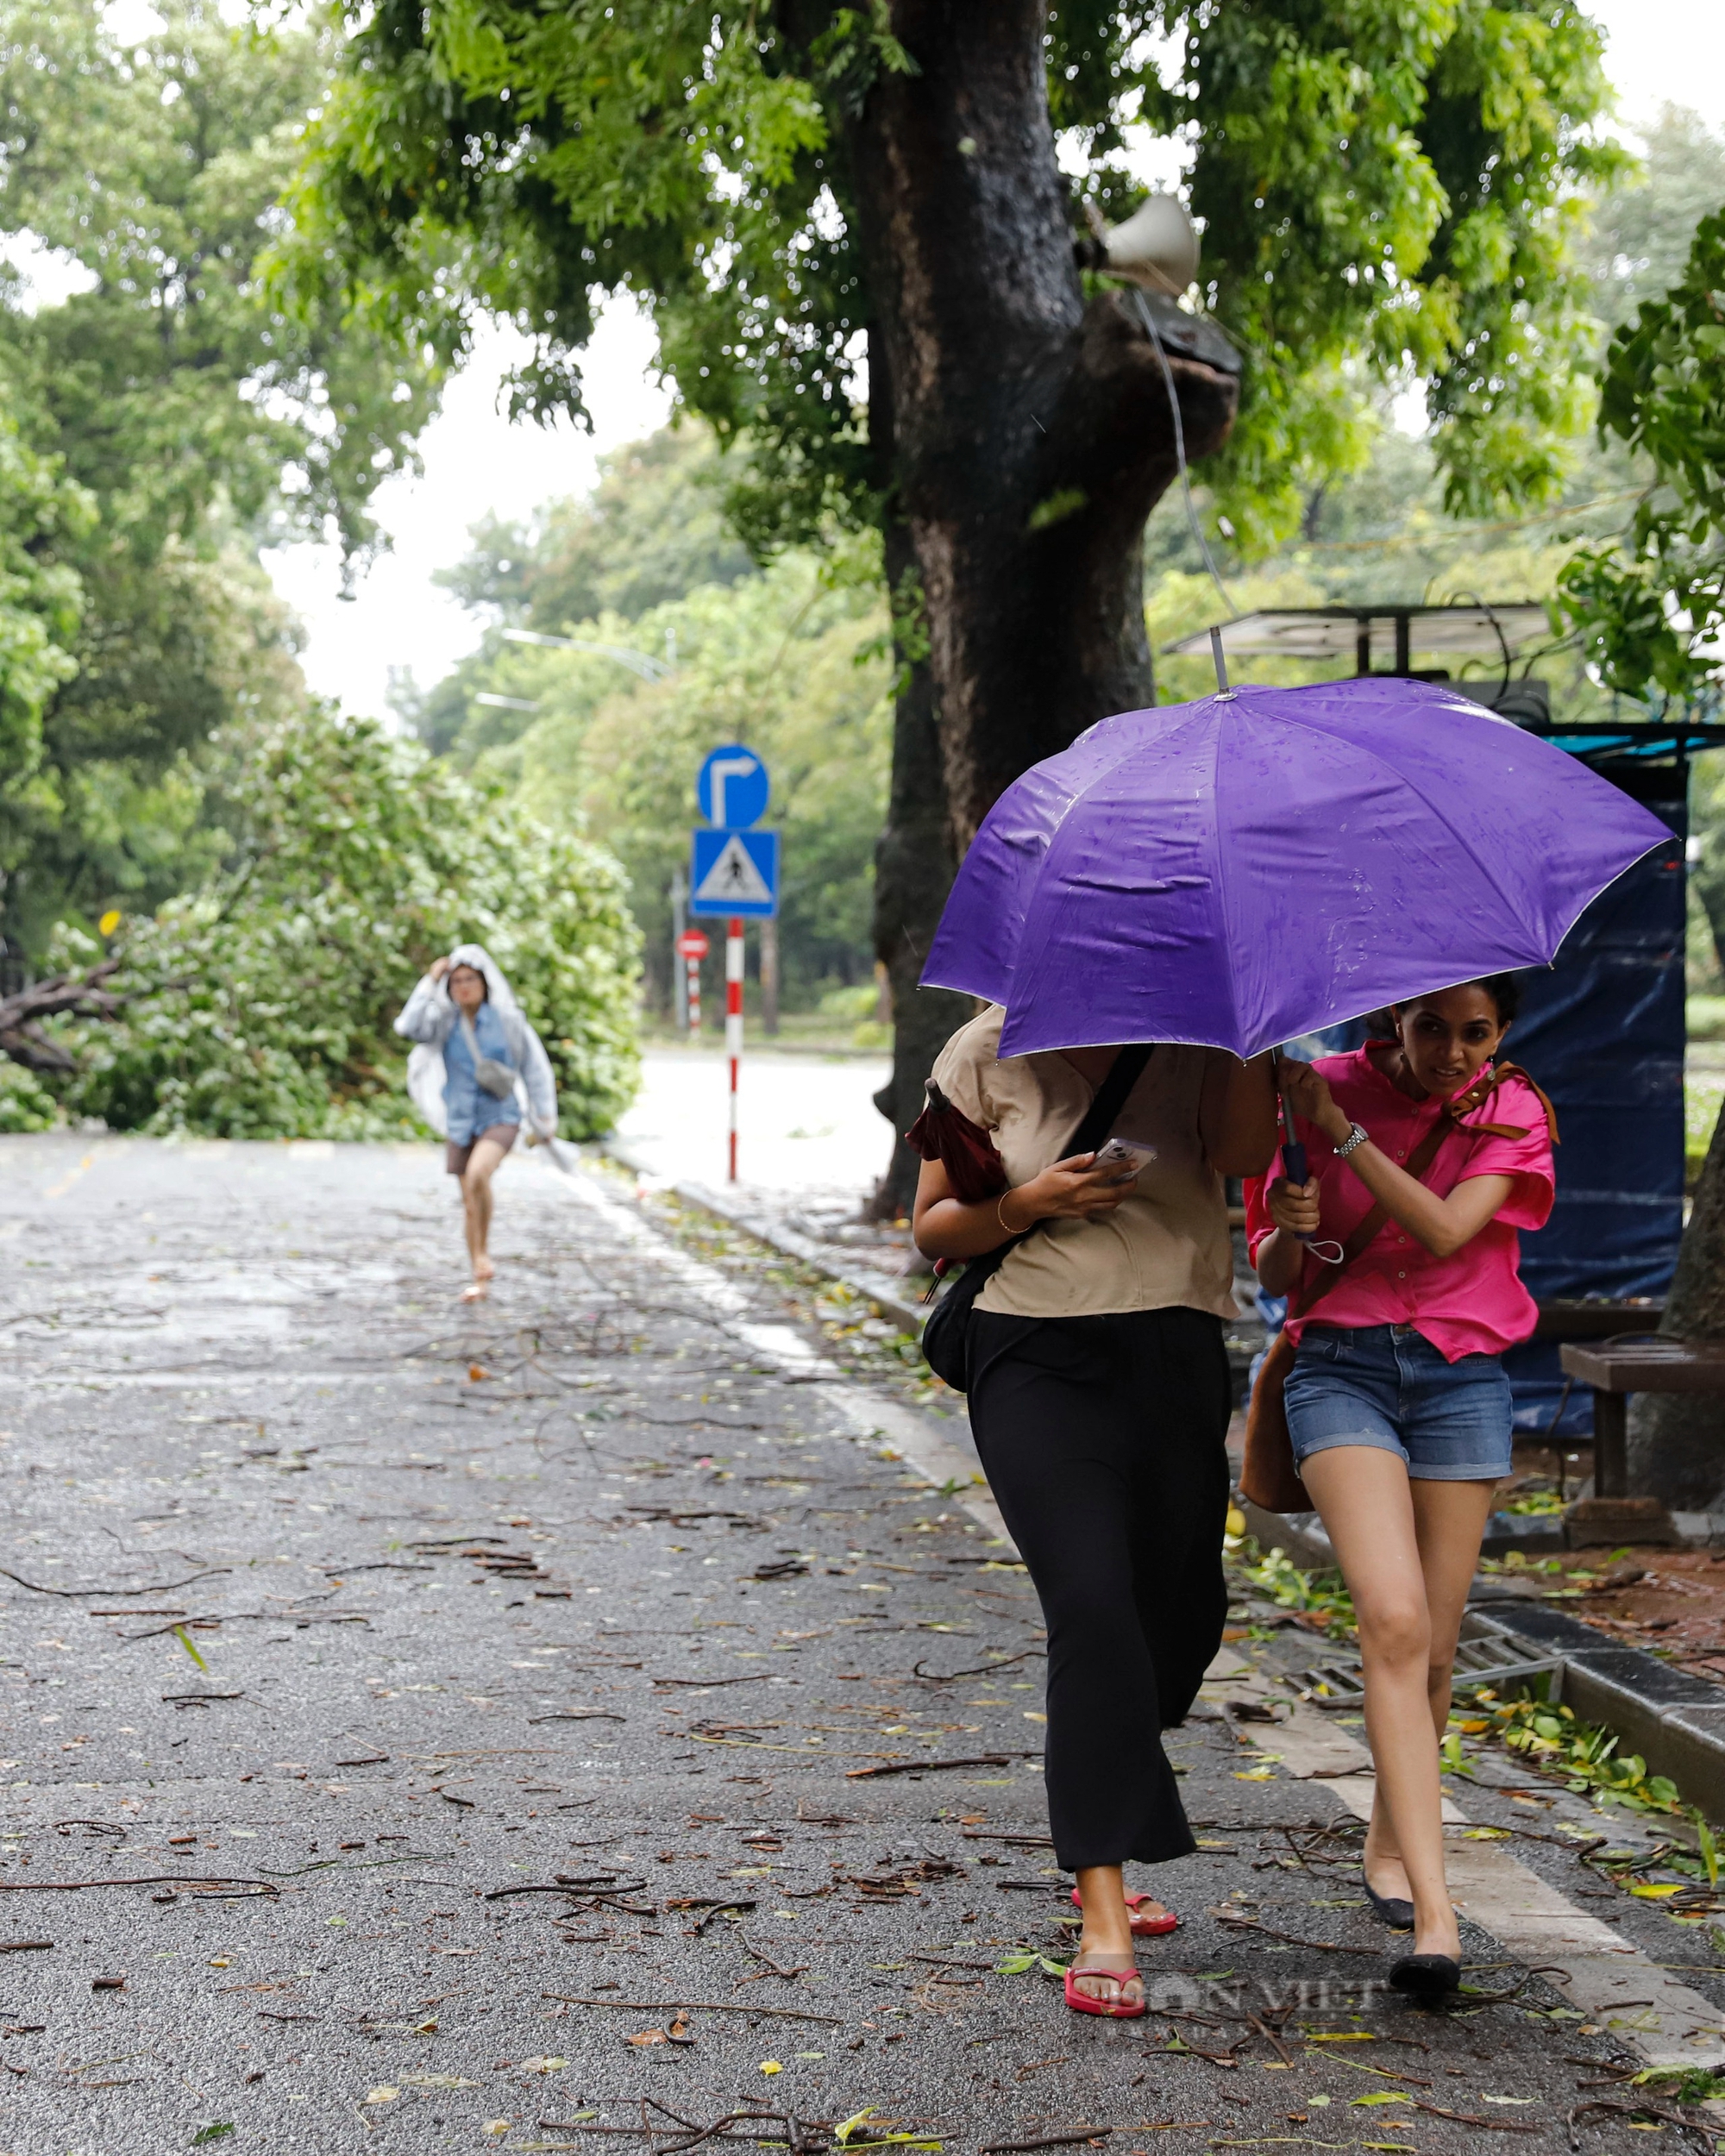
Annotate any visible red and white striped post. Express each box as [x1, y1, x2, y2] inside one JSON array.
[[686, 953, 703, 1032], [725, 916, 744, 1181]]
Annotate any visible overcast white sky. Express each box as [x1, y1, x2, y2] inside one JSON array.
[[254, 0, 1725, 721]]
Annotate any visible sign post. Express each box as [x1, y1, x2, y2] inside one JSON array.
[[669, 865, 689, 1031], [690, 744, 779, 1183], [675, 928, 709, 1034], [725, 918, 744, 1180]]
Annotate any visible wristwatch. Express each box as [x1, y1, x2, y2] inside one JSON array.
[[1333, 1121, 1370, 1159]]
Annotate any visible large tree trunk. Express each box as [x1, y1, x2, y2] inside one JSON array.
[[832, 0, 1242, 1216], [1629, 1100, 1725, 1507]]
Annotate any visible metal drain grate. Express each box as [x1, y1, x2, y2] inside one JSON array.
[[1281, 1629, 1562, 1711]]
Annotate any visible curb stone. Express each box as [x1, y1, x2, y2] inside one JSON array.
[[1240, 1495, 1725, 1825], [600, 1140, 931, 1335]]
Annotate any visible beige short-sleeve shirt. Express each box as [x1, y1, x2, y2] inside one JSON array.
[[928, 1006, 1239, 1321]]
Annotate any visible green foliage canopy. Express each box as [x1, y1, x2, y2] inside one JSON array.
[[0, 393, 90, 868], [51, 709, 641, 1142], [0, 0, 443, 952], [290, 0, 1620, 557], [1557, 208, 1725, 704]]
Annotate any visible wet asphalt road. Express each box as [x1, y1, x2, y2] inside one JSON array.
[[0, 1133, 1712, 2156]]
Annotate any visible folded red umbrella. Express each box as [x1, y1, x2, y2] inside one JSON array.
[[904, 1082, 1007, 1202]]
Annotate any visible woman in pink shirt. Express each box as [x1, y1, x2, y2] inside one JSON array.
[[1244, 975, 1554, 1998]]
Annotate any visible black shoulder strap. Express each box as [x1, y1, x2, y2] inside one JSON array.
[[1068, 1043, 1156, 1158]]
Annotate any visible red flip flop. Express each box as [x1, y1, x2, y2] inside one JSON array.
[[1063, 1957, 1145, 2019], [1069, 1887, 1179, 1937]]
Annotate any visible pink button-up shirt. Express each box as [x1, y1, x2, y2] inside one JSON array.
[[1243, 1048, 1556, 1362]]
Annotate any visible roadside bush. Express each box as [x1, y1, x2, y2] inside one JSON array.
[[49, 708, 640, 1140], [0, 1060, 58, 1131]]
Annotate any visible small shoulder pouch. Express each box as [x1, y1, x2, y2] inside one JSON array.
[[920, 1044, 1155, 1392], [460, 1012, 518, 1100]]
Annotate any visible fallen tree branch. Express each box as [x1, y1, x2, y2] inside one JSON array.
[[846, 1754, 1013, 1780], [1406, 2097, 1540, 2132], [981, 2132, 1113, 2153], [541, 1994, 839, 2025], [0, 1875, 277, 1896], [0, 959, 188, 1072], [913, 1647, 1046, 1682], [1567, 2097, 1715, 2153], [1214, 1912, 1378, 1954], [0, 1567, 230, 1600]]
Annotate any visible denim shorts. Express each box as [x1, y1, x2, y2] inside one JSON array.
[[1283, 1323, 1513, 1482]]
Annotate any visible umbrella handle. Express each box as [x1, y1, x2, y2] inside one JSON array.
[[1280, 1136, 1314, 1241], [1276, 1052, 1315, 1239]]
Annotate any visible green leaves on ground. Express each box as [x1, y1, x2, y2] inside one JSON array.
[[1465, 1693, 1685, 1814], [1235, 1542, 1358, 1643], [172, 1626, 209, 1674]]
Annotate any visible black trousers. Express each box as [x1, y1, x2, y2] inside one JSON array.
[[968, 1306, 1233, 1872]]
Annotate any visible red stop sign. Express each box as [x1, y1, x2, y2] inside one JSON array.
[[676, 931, 710, 959]]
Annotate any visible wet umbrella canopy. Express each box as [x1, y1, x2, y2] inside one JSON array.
[[921, 677, 1671, 1059]]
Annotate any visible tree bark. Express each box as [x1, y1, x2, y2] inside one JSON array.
[[1628, 1099, 1725, 1507], [831, 0, 1242, 1214]]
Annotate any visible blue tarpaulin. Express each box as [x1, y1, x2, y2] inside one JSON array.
[[1502, 763, 1686, 1435]]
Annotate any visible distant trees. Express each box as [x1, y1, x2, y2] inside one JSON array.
[[0, 0, 442, 956], [409, 429, 890, 1017]]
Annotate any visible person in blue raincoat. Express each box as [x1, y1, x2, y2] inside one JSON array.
[[394, 943, 558, 1300]]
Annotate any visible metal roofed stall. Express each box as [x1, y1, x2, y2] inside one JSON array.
[[1167, 602, 1552, 681], [1166, 604, 1725, 1446]]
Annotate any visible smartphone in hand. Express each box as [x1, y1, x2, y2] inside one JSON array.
[[1093, 1136, 1157, 1182]]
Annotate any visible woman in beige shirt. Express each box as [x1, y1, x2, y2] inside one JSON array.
[[913, 1006, 1276, 2018]]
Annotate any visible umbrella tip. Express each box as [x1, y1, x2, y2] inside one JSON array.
[[1209, 626, 1235, 699]]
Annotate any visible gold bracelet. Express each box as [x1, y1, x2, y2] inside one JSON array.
[[997, 1190, 1021, 1235]]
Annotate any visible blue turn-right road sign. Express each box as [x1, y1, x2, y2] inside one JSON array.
[[697, 745, 770, 830]]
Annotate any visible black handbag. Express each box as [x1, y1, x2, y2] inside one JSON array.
[[919, 1044, 1155, 1390]]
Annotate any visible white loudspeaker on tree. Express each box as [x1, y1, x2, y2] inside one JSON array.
[[1101, 193, 1201, 296]]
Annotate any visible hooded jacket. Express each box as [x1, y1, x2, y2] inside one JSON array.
[[393, 943, 558, 1140]]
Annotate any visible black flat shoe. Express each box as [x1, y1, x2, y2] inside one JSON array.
[[1389, 1952, 1461, 2000], [1363, 1866, 1414, 1931]]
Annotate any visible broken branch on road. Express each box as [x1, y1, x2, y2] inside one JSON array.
[[542, 1994, 840, 2024]]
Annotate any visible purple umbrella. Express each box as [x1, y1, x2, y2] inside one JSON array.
[[921, 677, 1671, 1059]]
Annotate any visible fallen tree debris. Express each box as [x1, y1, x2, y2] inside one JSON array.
[[845, 1755, 1011, 1780], [541, 1994, 840, 2024], [0, 1875, 278, 1897]]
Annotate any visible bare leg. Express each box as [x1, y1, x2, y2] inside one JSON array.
[[1349, 1476, 1500, 1902], [1071, 1865, 1142, 2008], [459, 1137, 511, 1298], [1298, 1450, 1490, 1961]]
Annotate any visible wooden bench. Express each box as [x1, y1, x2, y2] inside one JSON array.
[[1559, 1338, 1725, 1498], [1534, 1298, 1663, 1344]]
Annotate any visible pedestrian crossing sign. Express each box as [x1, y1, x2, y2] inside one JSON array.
[[690, 826, 779, 917]]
